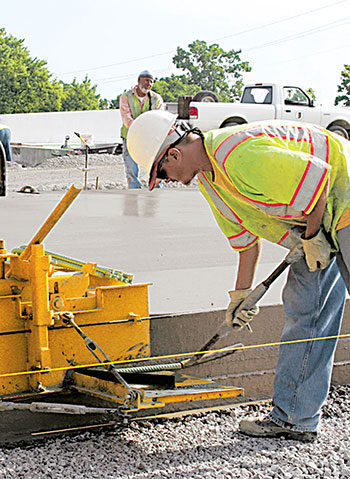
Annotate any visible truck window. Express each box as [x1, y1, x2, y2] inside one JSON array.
[[284, 87, 309, 106], [241, 87, 272, 104]]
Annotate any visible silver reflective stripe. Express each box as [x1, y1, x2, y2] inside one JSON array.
[[227, 230, 259, 250], [214, 124, 312, 169], [242, 202, 304, 219], [290, 125, 330, 212], [150, 91, 157, 109], [198, 173, 258, 250], [214, 123, 329, 217], [198, 173, 241, 225]]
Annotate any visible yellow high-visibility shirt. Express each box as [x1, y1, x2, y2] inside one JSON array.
[[198, 120, 350, 252]]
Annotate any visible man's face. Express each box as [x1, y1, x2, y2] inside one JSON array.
[[157, 149, 195, 186], [138, 76, 154, 94]]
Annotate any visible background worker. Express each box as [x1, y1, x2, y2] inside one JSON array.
[[119, 70, 164, 188], [127, 110, 350, 442], [0, 124, 12, 162]]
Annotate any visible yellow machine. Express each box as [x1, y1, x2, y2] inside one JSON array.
[[0, 184, 243, 444]]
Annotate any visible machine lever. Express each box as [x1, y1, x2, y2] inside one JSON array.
[[61, 312, 139, 403]]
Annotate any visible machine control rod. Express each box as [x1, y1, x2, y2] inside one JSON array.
[[61, 312, 139, 404], [20, 183, 82, 261]]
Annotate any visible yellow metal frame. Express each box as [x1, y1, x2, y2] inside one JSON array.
[[0, 186, 243, 413], [0, 242, 150, 398]]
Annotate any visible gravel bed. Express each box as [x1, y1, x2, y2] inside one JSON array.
[[6, 154, 198, 192], [3, 156, 349, 477], [0, 385, 349, 478]]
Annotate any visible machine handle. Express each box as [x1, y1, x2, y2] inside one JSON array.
[[19, 183, 82, 261]]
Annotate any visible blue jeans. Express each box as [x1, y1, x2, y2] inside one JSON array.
[[270, 250, 348, 432], [0, 128, 12, 162], [122, 139, 141, 189]]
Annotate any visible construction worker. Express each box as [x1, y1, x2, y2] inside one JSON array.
[[0, 124, 12, 162], [127, 110, 350, 442], [119, 70, 164, 188]]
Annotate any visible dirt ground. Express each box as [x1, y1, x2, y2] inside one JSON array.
[[6, 153, 196, 192]]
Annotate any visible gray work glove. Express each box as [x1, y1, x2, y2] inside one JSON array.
[[225, 289, 259, 331], [301, 229, 331, 272]]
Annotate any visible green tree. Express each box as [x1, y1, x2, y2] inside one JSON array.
[[0, 28, 62, 113], [98, 97, 109, 109], [107, 96, 122, 109], [60, 76, 103, 111], [307, 88, 316, 101], [172, 40, 251, 101], [335, 65, 350, 106], [153, 74, 201, 102], [0, 28, 107, 113]]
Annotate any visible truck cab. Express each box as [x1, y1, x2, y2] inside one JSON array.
[[184, 82, 350, 139], [241, 83, 321, 125]]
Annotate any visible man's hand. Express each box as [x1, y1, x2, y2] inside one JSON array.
[[301, 229, 331, 272], [225, 289, 259, 331]]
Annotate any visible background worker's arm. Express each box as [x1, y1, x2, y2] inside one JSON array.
[[119, 93, 134, 128]]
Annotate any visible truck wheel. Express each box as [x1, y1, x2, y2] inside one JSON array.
[[222, 120, 239, 127], [328, 125, 349, 139], [192, 91, 219, 102]]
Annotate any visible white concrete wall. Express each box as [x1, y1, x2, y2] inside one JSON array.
[[0, 109, 122, 145]]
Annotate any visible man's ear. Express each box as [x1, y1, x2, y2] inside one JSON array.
[[168, 147, 181, 161]]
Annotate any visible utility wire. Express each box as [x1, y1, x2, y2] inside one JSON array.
[[212, 0, 348, 42], [58, 0, 347, 76], [258, 41, 350, 69], [244, 17, 350, 52], [85, 17, 349, 86]]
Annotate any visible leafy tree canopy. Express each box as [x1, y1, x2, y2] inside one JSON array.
[[0, 28, 62, 113], [335, 65, 350, 106], [172, 40, 251, 101], [307, 88, 316, 101], [0, 28, 105, 113], [153, 74, 201, 102], [60, 76, 101, 111]]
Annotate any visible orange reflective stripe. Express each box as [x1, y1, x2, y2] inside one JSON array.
[[336, 207, 350, 230]]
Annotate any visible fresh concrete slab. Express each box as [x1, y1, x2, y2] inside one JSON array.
[[1, 188, 348, 398], [0, 188, 289, 314]]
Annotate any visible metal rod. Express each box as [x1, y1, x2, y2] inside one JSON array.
[[182, 245, 303, 369], [74, 132, 89, 190], [84, 147, 88, 190], [19, 184, 82, 262], [62, 313, 136, 395]]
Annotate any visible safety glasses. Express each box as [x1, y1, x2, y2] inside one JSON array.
[[155, 129, 193, 180]]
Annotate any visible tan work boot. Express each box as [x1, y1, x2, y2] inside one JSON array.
[[239, 417, 317, 442]]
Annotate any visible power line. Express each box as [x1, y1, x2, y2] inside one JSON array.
[[212, 0, 348, 43], [244, 17, 350, 52], [88, 18, 349, 86], [257, 41, 350, 68], [58, 0, 347, 76]]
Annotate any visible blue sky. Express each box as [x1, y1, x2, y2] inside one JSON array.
[[1, 0, 350, 105]]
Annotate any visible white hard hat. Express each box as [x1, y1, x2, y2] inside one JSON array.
[[127, 110, 182, 190]]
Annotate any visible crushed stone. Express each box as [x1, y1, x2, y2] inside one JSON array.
[[0, 384, 348, 478], [6, 154, 198, 192]]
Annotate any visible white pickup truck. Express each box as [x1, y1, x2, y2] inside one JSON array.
[[184, 83, 350, 139]]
